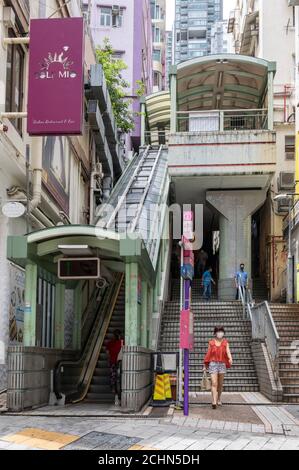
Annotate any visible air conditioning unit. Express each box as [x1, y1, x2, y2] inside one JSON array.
[[288, 1, 299, 6], [112, 5, 120, 14], [3, 7, 16, 29], [277, 198, 290, 213], [278, 172, 295, 190]]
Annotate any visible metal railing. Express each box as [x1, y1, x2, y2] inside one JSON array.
[[250, 301, 280, 378], [144, 131, 170, 146], [237, 284, 254, 320], [176, 109, 268, 133]]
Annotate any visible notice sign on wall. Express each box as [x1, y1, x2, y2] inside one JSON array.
[[27, 18, 84, 136]]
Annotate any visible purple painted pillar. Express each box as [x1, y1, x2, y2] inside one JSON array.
[[184, 279, 191, 416]]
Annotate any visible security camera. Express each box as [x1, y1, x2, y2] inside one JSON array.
[[96, 278, 108, 290]]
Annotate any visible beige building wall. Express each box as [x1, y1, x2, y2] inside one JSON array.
[[230, 0, 296, 300], [0, 0, 95, 388]]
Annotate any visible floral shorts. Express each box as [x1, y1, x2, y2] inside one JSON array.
[[208, 362, 227, 374]]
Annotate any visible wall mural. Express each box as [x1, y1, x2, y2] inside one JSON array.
[[9, 264, 25, 344]]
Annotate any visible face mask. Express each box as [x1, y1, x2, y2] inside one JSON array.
[[216, 332, 224, 339]]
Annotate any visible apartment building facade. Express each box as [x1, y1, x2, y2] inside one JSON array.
[[210, 20, 230, 54], [0, 0, 122, 390], [174, 0, 223, 64], [83, 0, 153, 154], [228, 0, 296, 301], [151, 0, 166, 92]]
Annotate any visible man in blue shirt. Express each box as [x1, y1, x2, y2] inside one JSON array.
[[202, 267, 216, 301], [235, 263, 248, 300]]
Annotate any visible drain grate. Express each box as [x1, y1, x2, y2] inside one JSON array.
[[63, 432, 140, 450]]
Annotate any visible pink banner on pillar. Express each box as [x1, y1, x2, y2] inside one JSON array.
[[27, 18, 84, 136], [180, 309, 194, 350]]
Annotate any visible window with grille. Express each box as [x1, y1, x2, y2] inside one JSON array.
[[285, 135, 295, 160], [5, 30, 25, 135]]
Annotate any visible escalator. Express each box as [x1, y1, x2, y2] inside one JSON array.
[[85, 278, 125, 402], [54, 272, 124, 403], [96, 145, 169, 265], [54, 146, 169, 405]]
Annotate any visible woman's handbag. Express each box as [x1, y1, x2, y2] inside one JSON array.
[[200, 369, 211, 391]]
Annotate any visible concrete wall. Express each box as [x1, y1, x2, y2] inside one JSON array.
[[7, 346, 77, 411], [251, 341, 283, 402], [168, 130, 276, 177]]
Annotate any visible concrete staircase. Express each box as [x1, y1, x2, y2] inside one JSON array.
[[170, 279, 218, 302], [252, 278, 269, 303], [85, 280, 125, 403], [269, 304, 299, 403], [159, 299, 259, 392]]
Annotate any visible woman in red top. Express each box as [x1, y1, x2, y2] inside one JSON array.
[[106, 329, 123, 405], [203, 326, 233, 409]]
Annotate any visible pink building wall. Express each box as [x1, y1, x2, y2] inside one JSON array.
[[84, 0, 153, 150]]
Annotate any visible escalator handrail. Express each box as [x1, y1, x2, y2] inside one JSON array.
[[81, 283, 109, 350], [129, 145, 163, 233], [105, 146, 151, 229], [95, 147, 149, 225], [53, 273, 123, 400]]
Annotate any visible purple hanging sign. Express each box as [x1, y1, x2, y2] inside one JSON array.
[[27, 18, 84, 136]]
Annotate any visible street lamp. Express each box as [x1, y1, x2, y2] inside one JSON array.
[[274, 193, 299, 303]]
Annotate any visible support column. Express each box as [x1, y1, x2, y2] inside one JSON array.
[[207, 190, 267, 301], [24, 263, 38, 347], [147, 286, 153, 348], [54, 283, 65, 349], [140, 98, 146, 147], [125, 263, 140, 346], [72, 281, 82, 350], [169, 65, 177, 133], [267, 68, 275, 131], [140, 280, 148, 347]]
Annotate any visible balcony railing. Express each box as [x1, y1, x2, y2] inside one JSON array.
[[177, 109, 269, 133], [144, 130, 170, 146]]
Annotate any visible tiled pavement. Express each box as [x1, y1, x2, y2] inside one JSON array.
[[0, 393, 299, 450], [0, 417, 299, 451]]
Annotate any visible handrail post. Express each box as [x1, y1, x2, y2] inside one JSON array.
[[219, 111, 224, 131]]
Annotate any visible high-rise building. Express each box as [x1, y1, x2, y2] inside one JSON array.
[[165, 29, 175, 89], [83, 1, 153, 152], [174, 0, 223, 64], [210, 20, 229, 54], [151, 0, 167, 92]]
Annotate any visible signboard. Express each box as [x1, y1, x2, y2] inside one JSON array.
[[2, 202, 25, 218], [27, 18, 84, 136], [58, 258, 100, 280], [183, 211, 193, 240], [180, 309, 194, 350]]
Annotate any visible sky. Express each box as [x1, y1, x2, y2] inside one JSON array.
[[166, 0, 236, 30]]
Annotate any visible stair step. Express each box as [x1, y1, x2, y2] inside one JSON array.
[[282, 394, 299, 403], [282, 386, 299, 394]]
